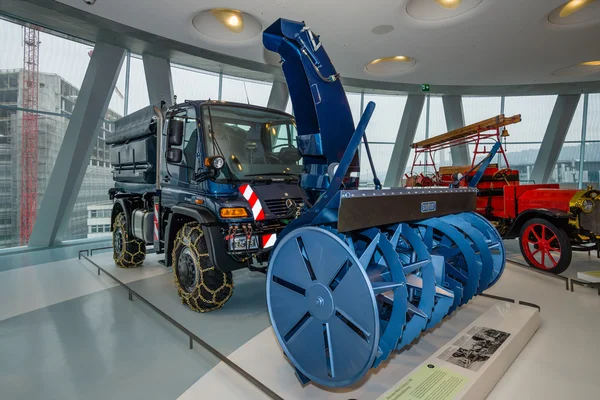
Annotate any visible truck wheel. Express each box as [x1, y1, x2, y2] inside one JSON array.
[[172, 222, 233, 312], [519, 218, 571, 274], [113, 213, 146, 268]]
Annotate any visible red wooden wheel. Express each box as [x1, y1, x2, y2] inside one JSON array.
[[518, 218, 571, 274]]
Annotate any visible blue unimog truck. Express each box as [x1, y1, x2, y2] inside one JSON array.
[[107, 100, 310, 312]]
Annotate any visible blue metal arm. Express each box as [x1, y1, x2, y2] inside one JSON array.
[[263, 19, 359, 195], [277, 101, 376, 242], [468, 141, 502, 188]]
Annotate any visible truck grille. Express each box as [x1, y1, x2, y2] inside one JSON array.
[[580, 207, 600, 235], [264, 198, 303, 218]]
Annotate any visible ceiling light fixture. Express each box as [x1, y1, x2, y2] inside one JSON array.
[[581, 60, 600, 66], [369, 56, 411, 65], [548, 0, 600, 25], [435, 0, 462, 10], [210, 8, 244, 33], [366, 56, 416, 75], [560, 0, 597, 17]]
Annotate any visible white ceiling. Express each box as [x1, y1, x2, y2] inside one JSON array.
[[55, 0, 600, 86]]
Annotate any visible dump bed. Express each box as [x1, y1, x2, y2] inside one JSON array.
[[108, 105, 157, 185]]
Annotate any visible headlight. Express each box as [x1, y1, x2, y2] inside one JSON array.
[[205, 156, 225, 170], [581, 199, 594, 213]]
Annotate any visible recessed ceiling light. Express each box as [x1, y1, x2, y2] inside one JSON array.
[[548, 0, 600, 24], [211, 8, 244, 33], [435, 0, 461, 10], [552, 61, 600, 76], [366, 56, 416, 75], [560, 0, 596, 17], [192, 9, 262, 42], [407, 0, 482, 22]]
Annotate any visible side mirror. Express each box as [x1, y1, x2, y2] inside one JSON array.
[[165, 148, 183, 164], [168, 119, 184, 146]]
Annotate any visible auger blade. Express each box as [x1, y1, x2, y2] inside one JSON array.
[[402, 259, 430, 275], [407, 302, 429, 319], [372, 281, 406, 295], [441, 215, 494, 293], [426, 288, 454, 329], [435, 285, 454, 298], [416, 218, 481, 304], [457, 212, 506, 287], [405, 274, 423, 289], [359, 232, 381, 268]]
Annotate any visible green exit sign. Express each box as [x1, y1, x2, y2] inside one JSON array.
[[421, 84, 430, 92]]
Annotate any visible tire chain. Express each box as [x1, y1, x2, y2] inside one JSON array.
[[113, 213, 146, 268], [172, 222, 234, 312]]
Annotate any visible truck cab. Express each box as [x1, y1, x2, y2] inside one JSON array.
[[108, 100, 307, 312]]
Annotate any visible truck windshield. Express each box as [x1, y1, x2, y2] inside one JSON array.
[[202, 104, 302, 181]]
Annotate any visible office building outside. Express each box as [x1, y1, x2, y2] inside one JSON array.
[[0, 69, 119, 248]]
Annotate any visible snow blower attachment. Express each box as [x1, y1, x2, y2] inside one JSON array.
[[263, 19, 506, 388]]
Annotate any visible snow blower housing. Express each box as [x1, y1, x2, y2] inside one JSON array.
[[262, 18, 506, 388]]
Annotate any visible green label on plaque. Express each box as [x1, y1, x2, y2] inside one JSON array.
[[421, 84, 430, 92], [379, 364, 468, 400]]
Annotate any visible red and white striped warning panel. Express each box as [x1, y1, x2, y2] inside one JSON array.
[[239, 184, 265, 220], [262, 234, 277, 248], [153, 204, 159, 241]]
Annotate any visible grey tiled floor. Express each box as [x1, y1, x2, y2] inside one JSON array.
[[0, 286, 217, 400], [0, 252, 272, 400]]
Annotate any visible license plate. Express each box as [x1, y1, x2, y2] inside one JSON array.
[[228, 235, 259, 251]]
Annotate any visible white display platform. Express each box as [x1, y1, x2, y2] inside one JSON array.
[[178, 297, 540, 400], [377, 302, 540, 400], [577, 271, 600, 283]]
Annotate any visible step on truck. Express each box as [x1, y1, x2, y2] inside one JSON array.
[[107, 100, 308, 312]]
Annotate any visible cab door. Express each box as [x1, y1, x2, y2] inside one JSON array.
[[162, 106, 201, 206]]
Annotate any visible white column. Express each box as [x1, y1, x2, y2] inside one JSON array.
[[442, 95, 470, 165], [531, 94, 581, 184], [142, 53, 174, 107], [28, 42, 126, 247], [267, 81, 289, 112], [384, 94, 426, 187]]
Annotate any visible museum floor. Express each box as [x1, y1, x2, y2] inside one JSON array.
[[1, 241, 599, 400]]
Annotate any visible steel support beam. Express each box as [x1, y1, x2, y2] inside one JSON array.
[[531, 94, 581, 184], [578, 94, 589, 189], [442, 95, 470, 165], [267, 81, 289, 112], [142, 53, 174, 106], [28, 42, 126, 247], [384, 94, 426, 187]]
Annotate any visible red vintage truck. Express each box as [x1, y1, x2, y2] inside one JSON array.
[[408, 114, 600, 274]]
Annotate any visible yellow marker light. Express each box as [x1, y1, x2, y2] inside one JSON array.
[[195, 199, 204, 205], [220, 207, 249, 218], [581, 61, 600, 66], [560, 0, 596, 17]]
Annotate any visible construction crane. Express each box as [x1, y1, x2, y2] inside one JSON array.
[[20, 26, 40, 245]]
